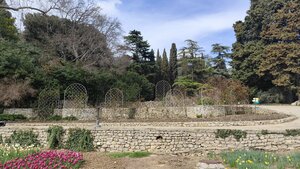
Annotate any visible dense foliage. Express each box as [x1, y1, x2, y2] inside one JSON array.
[[231, 0, 300, 102], [66, 128, 94, 152]]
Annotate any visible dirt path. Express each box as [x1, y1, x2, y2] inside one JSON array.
[[4, 105, 300, 131], [82, 153, 199, 169]]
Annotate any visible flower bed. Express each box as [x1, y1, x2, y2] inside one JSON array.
[[221, 150, 300, 169], [0, 150, 84, 169], [0, 144, 39, 164]]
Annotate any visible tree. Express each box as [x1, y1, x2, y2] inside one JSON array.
[[124, 30, 150, 62], [231, 0, 299, 102], [259, 1, 300, 100], [161, 49, 169, 81], [180, 39, 204, 58], [231, 0, 287, 93], [169, 43, 178, 84], [0, 0, 18, 40], [1, 0, 122, 49], [0, 40, 40, 107], [149, 49, 155, 62], [24, 13, 112, 69], [211, 43, 230, 77]]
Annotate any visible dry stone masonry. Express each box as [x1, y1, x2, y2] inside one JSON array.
[[1, 127, 300, 154]]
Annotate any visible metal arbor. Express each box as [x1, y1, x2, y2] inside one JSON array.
[[164, 89, 185, 107], [37, 88, 60, 119], [155, 80, 171, 101], [63, 83, 88, 109], [105, 88, 124, 108]]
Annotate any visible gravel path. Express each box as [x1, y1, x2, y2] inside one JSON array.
[[4, 105, 300, 131]]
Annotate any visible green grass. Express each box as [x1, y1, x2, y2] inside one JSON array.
[[108, 151, 151, 158], [0, 114, 27, 121], [221, 150, 300, 169]]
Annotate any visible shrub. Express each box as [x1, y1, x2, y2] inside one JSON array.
[[0, 114, 26, 121], [284, 129, 300, 137], [47, 126, 64, 149], [63, 116, 78, 121], [46, 115, 62, 121], [66, 128, 94, 152], [196, 114, 203, 118], [215, 129, 247, 141], [5, 130, 40, 147], [109, 151, 151, 158], [204, 77, 250, 105]]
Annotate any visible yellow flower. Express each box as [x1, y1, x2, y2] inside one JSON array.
[[247, 160, 253, 164], [265, 161, 269, 165]]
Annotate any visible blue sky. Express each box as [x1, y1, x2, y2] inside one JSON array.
[[98, 0, 250, 55]]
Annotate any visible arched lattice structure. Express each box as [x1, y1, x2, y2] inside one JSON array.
[[37, 88, 60, 119], [164, 89, 185, 107], [105, 88, 124, 108], [63, 83, 88, 109], [155, 80, 171, 101]]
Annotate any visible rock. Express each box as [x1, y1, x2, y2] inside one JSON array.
[[197, 161, 225, 169], [291, 101, 300, 106]]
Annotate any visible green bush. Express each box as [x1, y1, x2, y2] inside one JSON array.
[[62, 116, 78, 121], [215, 129, 247, 141], [0, 114, 27, 121], [66, 128, 94, 152], [46, 115, 62, 121], [6, 130, 40, 147], [196, 114, 203, 118], [284, 129, 300, 137], [47, 126, 64, 149], [109, 152, 151, 158]]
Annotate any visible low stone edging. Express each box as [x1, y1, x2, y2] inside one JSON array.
[[5, 115, 296, 128]]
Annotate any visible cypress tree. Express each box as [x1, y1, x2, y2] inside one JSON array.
[[161, 49, 169, 81], [149, 49, 155, 62], [169, 43, 178, 84]]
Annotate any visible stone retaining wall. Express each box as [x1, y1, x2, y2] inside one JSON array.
[[1, 127, 300, 154], [3, 106, 253, 121]]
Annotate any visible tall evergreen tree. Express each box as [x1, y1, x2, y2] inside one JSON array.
[[231, 0, 299, 102], [259, 1, 300, 101], [0, 0, 18, 41], [124, 30, 150, 62], [211, 43, 230, 77], [161, 49, 169, 81], [169, 43, 178, 84], [149, 49, 155, 62]]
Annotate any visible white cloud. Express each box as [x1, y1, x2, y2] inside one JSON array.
[[116, 7, 248, 52], [97, 0, 122, 16]]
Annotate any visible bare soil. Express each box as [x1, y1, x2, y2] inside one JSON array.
[[82, 152, 200, 169]]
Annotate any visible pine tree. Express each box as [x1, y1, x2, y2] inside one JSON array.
[[0, 0, 18, 40], [149, 49, 155, 62], [211, 43, 230, 77], [161, 49, 169, 81], [124, 30, 150, 62], [169, 43, 178, 84]]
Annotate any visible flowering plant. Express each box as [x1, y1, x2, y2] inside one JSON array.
[[0, 150, 83, 169]]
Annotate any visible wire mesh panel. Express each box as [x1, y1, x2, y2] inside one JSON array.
[[37, 88, 60, 119], [63, 83, 88, 109], [164, 89, 185, 107], [155, 80, 171, 101], [105, 88, 124, 108]]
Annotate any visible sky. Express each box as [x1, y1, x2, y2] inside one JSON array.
[[98, 0, 250, 55]]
